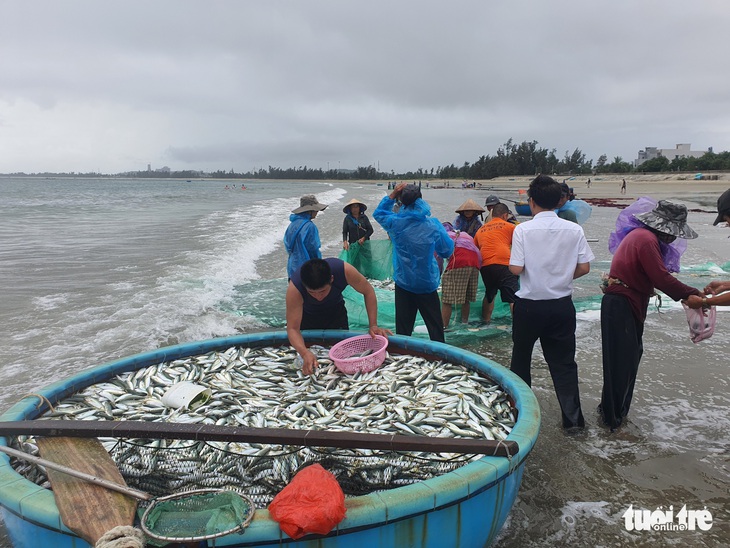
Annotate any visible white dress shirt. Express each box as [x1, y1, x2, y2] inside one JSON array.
[[510, 211, 594, 300]]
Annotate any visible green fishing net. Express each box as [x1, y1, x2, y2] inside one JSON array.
[[339, 240, 394, 281], [141, 489, 254, 544]]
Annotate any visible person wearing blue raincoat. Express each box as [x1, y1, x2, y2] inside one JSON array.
[[557, 183, 592, 225], [373, 182, 454, 342], [284, 195, 328, 279]]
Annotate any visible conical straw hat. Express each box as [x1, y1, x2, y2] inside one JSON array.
[[455, 198, 485, 213], [343, 199, 367, 213]]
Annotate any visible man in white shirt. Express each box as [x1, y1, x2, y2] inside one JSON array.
[[508, 174, 595, 430]]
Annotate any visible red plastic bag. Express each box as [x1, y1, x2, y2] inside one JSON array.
[[268, 463, 346, 539], [682, 302, 716, 343]]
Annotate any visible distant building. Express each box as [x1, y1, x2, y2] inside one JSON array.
[[634, 143, 710, 168]]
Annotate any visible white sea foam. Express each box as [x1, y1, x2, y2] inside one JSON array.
[[560, 501, 615, 528], [643, 395, 730, 452], [32, 293, 70, 311], [103, 186, 352, 348], [106, 281, 139, 292], [576, 309, 601, 322]]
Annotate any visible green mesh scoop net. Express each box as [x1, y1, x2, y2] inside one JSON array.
[[140, 489, 255, 544]]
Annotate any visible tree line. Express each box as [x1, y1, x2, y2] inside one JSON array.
[[6, 138, 729, 180], [207, 139, 729, 180]]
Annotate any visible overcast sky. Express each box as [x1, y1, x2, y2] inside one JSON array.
[[1, 1, 728, 174]]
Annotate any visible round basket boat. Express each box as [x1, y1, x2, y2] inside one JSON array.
[[0, 331, 540, 548], [514, 201, 532, 216]]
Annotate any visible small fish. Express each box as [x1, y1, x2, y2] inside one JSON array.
[[15, 343, 516, 508]]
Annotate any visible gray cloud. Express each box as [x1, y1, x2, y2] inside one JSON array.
[[1, 0, 728, 173]]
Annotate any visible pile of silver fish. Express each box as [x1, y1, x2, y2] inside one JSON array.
[[15, 345, 516, 507], [369, 278, 397, 291]]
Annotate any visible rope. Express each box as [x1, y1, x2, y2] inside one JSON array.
[[21, 393, 55, 413], [94, 525, 145, 548]]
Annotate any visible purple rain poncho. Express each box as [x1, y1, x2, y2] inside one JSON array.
[[607, 196, 687, 273]]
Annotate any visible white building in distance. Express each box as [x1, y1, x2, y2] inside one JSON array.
[[634, 143, 710, 168]]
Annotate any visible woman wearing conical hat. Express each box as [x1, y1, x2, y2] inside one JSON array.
[[453, 198, 485, 238], [342, 199, 374, 250]]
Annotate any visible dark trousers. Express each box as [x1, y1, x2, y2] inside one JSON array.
[[394, 285, 445, 342], [300, 301, 349, 330], [599, 293, 644, 430], [510, 296, 585, 428]]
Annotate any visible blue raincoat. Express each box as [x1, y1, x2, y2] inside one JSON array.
[[284, 213, 321, 278], [557, 199, 593, 225], [373, 196, 454, 293]]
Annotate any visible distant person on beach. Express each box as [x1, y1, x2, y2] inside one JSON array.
[[453, 198, 485, 237], [440, 222, 482, 328], [342, 199, 374, 250], [373, 182, 454, 342], [586, 178, 591, 188], [284, 195, 327, 279], [621, 179, 627, 194], [599, 199, 701, 430], [286, 258, 391, 375], [473, 203, 519, 323], [509, 175, 594, 430]]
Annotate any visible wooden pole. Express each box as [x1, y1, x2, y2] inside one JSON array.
[[0, 419, 519, 457]]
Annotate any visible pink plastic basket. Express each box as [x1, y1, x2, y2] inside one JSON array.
[[328, 335, 389, 374]]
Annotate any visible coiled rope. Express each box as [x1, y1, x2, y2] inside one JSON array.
[[95, 525, 145, 548]]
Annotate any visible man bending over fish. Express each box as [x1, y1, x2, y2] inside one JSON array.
[[286, 258, 392, 375]]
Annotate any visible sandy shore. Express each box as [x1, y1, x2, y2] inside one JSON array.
[[476, 173, 729, 199], [393, 173, 729, 210]]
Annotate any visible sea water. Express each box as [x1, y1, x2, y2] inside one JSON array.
[[0, 176, 727, 546]]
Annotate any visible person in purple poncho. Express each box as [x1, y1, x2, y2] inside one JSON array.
[[599, 199, 702, 430]]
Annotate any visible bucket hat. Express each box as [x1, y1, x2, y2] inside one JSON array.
[[484, 194, 500, 207], [400, 183, 422, 206], [634, 200, 698, 239], [455, 198, 485, 214], [713, 188, 730, 225], [292, 195, 328, 214], [342, 198, 367, 214]]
